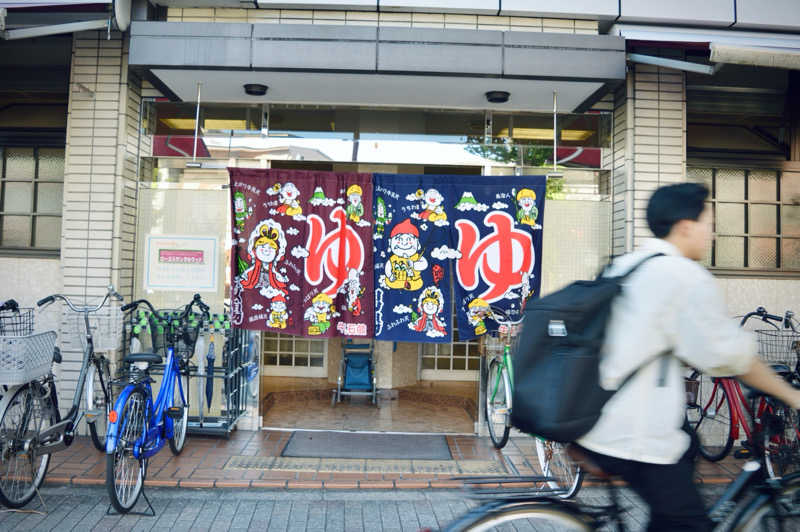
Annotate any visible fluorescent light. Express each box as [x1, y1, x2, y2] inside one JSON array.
[[496, 128, 594, 141]]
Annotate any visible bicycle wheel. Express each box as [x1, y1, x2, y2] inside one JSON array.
[[535, 439, 584, 498], [689, 375, 734, 461], [0, 382, 57, 508], [762, 403, 800, 479], [106, 388, 147, 514], [87, 358, 111, 452], [443, 500, 591, 531], [168, 370, 189, 455], [734, 472, 800, 531], [485, 358, 511, 449]]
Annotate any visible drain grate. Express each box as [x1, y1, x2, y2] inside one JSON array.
[[225, 455, 506, 475]]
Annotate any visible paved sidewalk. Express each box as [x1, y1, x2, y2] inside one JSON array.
[[44, 431, 741, 490], [0, 484, 730, 531]]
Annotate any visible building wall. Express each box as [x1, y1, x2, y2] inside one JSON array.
[[59, 30, 140, 415], [0, 258, 61, 334], [612, 59, 687, 254], [164, 8, 599, 34]]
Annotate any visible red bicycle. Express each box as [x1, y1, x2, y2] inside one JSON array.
[[686, 307, 800, 478]]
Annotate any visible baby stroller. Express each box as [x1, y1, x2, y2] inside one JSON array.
[[332, 339, 377, 405]]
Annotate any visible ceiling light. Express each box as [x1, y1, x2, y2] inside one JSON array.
[[485, 91, 510, 103], [244, 83, 268, 96]]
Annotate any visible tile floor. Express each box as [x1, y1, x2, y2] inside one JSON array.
[[41, 430, 740, 490], [262, 397, 475, 433]]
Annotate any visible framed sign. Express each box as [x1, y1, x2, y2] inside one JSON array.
[[145, 235, 218, 291]]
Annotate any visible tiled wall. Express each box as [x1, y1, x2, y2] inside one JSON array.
[[60, 30, 141, 415], [165, 8, 599, 34], [611, 58, 687, 254]]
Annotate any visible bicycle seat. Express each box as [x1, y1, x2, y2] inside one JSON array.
[[124, 352, 162, 365]]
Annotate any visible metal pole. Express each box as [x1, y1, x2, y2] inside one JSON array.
[[193, 82, 202, 161], [553, 91, 557, 173]]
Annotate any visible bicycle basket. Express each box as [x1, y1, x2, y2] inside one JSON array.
[[61, 305, 122, 353], [0, 331, 56, 385], [755, 329, 800, 365], [0, 307, 34, 336], [484, 323, 523, 357]]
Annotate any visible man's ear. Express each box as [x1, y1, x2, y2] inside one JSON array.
[[672, 219, 691, 238]]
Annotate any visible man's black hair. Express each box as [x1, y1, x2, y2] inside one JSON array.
[[646, 183, 710, 238]]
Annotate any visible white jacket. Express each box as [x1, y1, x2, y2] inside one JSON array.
[[577, 238, 757, 464]]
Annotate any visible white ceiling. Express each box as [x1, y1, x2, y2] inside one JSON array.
[[151, 69, 604, 112]]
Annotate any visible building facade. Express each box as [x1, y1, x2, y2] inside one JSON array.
[[1, 0, 799, 433]]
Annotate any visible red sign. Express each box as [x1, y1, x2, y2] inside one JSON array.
[[159, 249, 204, 264]]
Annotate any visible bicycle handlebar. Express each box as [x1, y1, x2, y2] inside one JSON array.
[[739, 306, 796, 331], [488, 306, 525, 327], [37, 285, 122, 313], [123, 293, 210, 322]]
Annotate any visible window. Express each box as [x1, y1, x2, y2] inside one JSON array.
[[0, 146, 64, 251], [420, 290, 481, 381], [689, 167, 800, 271], [262, 332, 328, 377]]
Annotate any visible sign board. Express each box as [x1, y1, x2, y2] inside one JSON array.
[[145, 235, 217, 291]]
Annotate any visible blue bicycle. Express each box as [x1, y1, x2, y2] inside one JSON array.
[[105, 294, 209, 513]]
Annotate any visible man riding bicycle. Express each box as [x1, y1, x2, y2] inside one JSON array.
[[574, 183, 800, 531]]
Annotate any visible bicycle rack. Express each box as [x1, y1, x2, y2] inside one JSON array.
[[106, 489, 155, 517]]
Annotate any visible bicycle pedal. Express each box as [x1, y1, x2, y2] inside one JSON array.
[[165, 406, 184, 420], [734, 448, 752, 459], [494, 407, 510, 415]]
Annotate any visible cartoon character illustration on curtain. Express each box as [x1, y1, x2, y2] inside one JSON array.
[[515, 188, 539, 227], [416, 188, 447, 222], [374, 196, 392, 236], [467, 298, 491, 336], [268, 294, 288, 329], [233, 191, 252, 233], [239, 220, 289, 300], [274, 182, 303, 216], [339, 268, 365, 317], [409, 286, 447, 338], [345, 184, 364, 223], [304, 293, 338, 335], [381, 218, 428, 291]]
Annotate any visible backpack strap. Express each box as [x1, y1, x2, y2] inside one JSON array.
[[616, 252, 665, 280], [615, 350, 673, 392]]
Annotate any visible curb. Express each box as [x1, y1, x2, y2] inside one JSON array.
[[43, 476, 736, 490]]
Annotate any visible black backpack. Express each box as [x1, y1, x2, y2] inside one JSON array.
[[510, 253, 665, 443]]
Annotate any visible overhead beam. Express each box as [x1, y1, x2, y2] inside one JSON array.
[[1, 18, 108, 40], [626, 53, 722, 75]]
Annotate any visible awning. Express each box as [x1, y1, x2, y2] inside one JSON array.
[[611, 23, 800, 71], [131, 21, 626, 112]]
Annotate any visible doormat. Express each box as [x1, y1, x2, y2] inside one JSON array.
[[281, 431, 452, 460]]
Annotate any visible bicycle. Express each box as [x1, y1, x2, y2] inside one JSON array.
[[483, 306, 583, 498], [442, 427, 800, 531], [105, 294, 208, 514], [686, 307, 800, 478], [483, 306, 522, 449], [0, 286, 121, 508]]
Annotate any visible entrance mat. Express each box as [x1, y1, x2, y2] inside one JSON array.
[[225, 456, 506, 475], [281, 431, 452, 460]]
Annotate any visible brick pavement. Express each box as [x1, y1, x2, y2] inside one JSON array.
[[0, 484, 733, 531], [42, 430, 741, 490]]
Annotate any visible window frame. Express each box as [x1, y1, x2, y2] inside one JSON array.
[[0, 131, 65, 258], [261, 332, 328, 378], [689, 165, 800, 275]]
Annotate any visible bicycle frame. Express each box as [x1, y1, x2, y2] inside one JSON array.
[[490, 347, 514, 403], [34, 293, 116, 456], [105, 344, 186, 459]]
